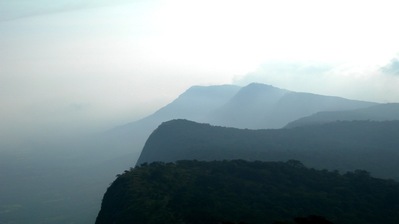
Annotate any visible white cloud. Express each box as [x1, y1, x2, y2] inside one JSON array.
[[381, 58, 399, 76], [233, 59, 399, 103]]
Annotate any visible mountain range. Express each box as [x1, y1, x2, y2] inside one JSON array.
[[96, 82, 398, 200], [104, 82, 378, 163], [96, 83, 399, 224], [96, 82, 399, 224]]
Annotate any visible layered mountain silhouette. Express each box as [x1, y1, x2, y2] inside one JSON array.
[[71, 83, 381, 223], [49, 83, 380, 223], [137, 119, 399, 180], [103, 82, 376, 163], [4, 83, 396, 224]]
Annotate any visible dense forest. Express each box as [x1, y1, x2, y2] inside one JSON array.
[[137, 119, 399, 180], [96, 160, 399, 224]]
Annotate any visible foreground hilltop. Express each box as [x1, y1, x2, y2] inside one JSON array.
[[96, 160, 399, 224], [137, 119, 399, 180]]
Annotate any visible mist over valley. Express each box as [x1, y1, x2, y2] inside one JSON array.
[[2, 1, 399, 223], [2, 82, 399, 223]]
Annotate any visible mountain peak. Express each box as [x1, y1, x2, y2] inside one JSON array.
[[232, 82, 289, 103], [246, 82, 277, 88], [243, 82, 287, 91]]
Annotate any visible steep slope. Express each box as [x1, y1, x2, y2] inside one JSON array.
[[98, 84, 241, 158], [286, 103, 399, 128], [137, 119, 399, 179], [150, 85, 242, 122], [208, 83, 376, 129], [96, 160, 399, 224]]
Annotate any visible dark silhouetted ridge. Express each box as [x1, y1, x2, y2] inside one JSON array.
[[137, 119, 399, 180]]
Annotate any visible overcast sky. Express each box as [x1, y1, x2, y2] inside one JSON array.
[[1, 0, 399, 143]]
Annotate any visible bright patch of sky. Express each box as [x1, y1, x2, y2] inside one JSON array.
[[1, 0, 399, 142]]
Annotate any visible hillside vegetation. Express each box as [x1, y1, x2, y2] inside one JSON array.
[[96, 160, 399, 224]]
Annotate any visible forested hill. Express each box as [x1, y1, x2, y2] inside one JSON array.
[[96, 160, 399, 224], [137, 119, 399, 180]]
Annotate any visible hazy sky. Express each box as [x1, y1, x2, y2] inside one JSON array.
[[1, 0, 399, 143]]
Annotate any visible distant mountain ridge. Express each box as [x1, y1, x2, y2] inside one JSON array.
[[286, 103, 399, 128], [117, 82, 377, 135], [137, 119, 399, 180], [208, 83, 376, 129]]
